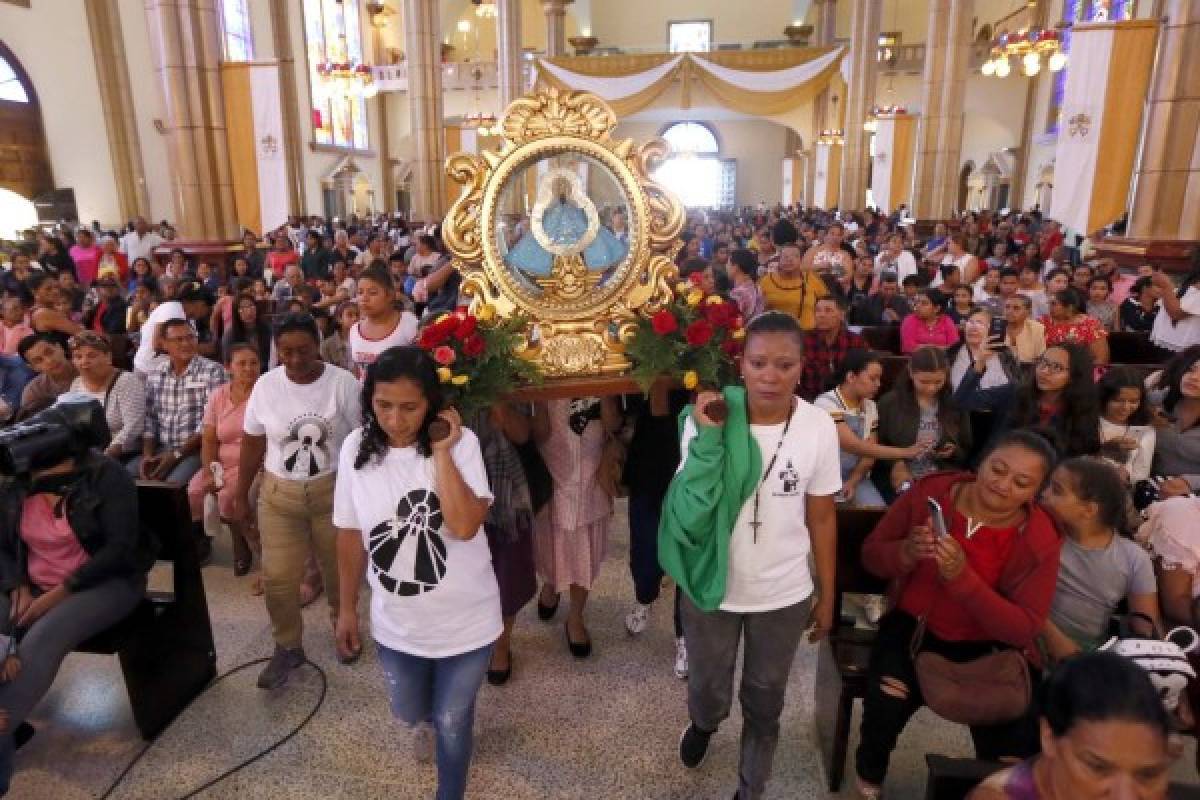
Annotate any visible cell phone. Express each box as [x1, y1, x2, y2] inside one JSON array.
[[988, 316, 1008, 341], [927, 498, 948, 539]]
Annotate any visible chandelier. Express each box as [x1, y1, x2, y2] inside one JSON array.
[[982, 27, 1067, 78], [473, 0, 497, 18], [316, 34, 378, 98], [863, 105, 907, 132], [817, 129, 845, 146]]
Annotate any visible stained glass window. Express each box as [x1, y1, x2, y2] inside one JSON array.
[[1048, 0, 1134, 133], [303, 0, 369, 150], [220, 0, 254, 62], [0, 56, 29, 103]]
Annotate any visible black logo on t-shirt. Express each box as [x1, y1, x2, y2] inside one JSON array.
[[281, 414, 331, 477], [368, 489, 447, 596], [776, 459, 800, 496]]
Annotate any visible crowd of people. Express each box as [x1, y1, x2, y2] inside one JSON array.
[[0, 204, 1198, 799]]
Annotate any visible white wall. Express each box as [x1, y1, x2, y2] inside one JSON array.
[[612, 119, 788, 206], [0, 0, 120, 225]]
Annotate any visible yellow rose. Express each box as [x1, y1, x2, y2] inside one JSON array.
[[686, 290, 704, 307], [732, 328, 746, 340], [451, 374, 470, 386], [436, 313, 451, 325], [705, 295, 724, 305], [437, 367, 453, 383], [477, 303, 496, 322], [675, 281, 691, 295], [683, 370, 699, 390]]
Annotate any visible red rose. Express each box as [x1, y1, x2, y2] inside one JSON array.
[[703, 301, 737, 328], [685, 319, 715, 347], [462, 333, 486, 358], [651, 310, 679, 335], [432, 345, 457, 365], [454, 315, 477, 340], [419, 324, 449, 348], [688, 271, 705, 287], [721, 337, 741, 356]]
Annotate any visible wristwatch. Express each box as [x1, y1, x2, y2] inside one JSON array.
[[898, 480, 913, 494], [172, 448, 183, 460]]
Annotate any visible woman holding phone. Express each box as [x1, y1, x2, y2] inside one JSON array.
[[854, 430, 1062, 797]]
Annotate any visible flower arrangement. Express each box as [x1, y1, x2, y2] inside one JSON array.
[[624, 272, 745, 393], [416, 305, 542, 419]]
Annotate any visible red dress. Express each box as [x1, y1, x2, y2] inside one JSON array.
[[1040, 314, 1106, 348]]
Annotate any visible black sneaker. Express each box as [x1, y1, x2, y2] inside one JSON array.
[[679, 722, 714, 769]]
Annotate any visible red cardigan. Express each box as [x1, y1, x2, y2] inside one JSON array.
[[861, 471, 1061, 654]]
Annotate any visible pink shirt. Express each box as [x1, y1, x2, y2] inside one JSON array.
[[20, 494, 89, 591], [1109, 273, 1138, 306], [900, 313, 960, 353], [0, 321, 32, 355], [70, 244, 102, 286]]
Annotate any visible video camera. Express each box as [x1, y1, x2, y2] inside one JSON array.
[[0, 393, 111, 476]]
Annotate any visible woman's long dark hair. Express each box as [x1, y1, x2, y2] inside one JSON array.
[[1011, 343, 1100, 457], [1098, 366, 1151, 426], [886, 345, 965, 445], [355, 346, 444, 467], [228, 292, 271, 366], [1042, 651, 1169, 739], [1156, 344, 1200, 414]]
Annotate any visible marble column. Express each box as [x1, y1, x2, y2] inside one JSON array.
[[1128, 0, 1200, 240], [910, 0, 972, 219], [498, 0, 524, 106], [543, 0, 573, 58], [270, 0, 305, 216], [85, 0, 149, 221], [403, 0, 447, 223], [839, 0, 881, 210], [144, 0, 238, 240]]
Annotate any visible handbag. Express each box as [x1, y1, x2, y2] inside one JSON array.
[[1099, 611, 1198, 713], [514, 440, 552, 514]]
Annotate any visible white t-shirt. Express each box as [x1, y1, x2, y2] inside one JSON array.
[[678, 401, 842, 613], [1152, 286, 1200, 353], [243, 363, 361, 481], [120, 230, 163, 263], [133, 300, 185, 374], [347, 314, 419, 380], [332, 427, 502, 658], [875, 250, 918, 284]]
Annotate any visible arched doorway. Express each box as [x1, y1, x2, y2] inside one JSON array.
[[957, 161, 974, 212], [0, 42, 53, 203]]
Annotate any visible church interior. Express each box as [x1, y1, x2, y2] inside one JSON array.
[[1, 0, 1200, 798]]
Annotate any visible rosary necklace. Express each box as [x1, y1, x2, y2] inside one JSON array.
[[749, 399, 796, 543]]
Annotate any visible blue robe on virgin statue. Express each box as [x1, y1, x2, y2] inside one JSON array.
[[505, 199, 628, 276]]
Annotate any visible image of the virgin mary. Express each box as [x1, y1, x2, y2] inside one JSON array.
[[504, 168, 628, 278]]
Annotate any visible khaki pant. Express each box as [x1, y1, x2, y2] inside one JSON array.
[[258, 471, 339, 649]]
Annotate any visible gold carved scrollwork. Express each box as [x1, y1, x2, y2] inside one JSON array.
[[443, 87, 685, 379]]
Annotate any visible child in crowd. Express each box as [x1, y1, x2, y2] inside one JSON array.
[[1087, 275, 1118, 332], [0, 296, 32, 355]]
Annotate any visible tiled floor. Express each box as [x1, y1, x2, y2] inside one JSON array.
[[13, 501, 1200, 799]]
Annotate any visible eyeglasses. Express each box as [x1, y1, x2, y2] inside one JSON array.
[[1035, 357, 1068, 374]]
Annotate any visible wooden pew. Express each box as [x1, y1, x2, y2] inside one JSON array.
[[859, 325, 902, 355], [815, 506, 889, 792], [76, 481, 217, 739], [1108, 331, 1169, 365]]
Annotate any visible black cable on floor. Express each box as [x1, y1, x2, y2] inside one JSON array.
[[97, 657, 328, 800]]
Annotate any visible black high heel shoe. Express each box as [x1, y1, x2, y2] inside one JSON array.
[[537, 593, 560, 621], [565, 622, 592, 659], [486, 650, 512, 686]]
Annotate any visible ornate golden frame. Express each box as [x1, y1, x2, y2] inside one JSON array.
[[442, 88, 685, 377]]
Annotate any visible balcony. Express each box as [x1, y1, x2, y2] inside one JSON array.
[[373, 60, 536, 93]]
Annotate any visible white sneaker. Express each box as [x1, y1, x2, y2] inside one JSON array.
[[674, 636, 689, 679], [413, 722, 434, 764], [625, 603, 650, 636]]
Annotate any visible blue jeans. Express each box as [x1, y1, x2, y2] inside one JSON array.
[[376, 641, 494, 800], [126, 452, 202, 485]]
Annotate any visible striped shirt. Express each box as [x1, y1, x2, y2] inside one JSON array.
[[144, 356, 227, 450]]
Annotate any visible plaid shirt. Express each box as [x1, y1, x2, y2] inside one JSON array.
[[799, 327, 866, 401], [144, 356, 227, 450]]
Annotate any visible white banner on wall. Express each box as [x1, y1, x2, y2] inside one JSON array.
[[1050, 26, 1113, 234], [250, 64, 288, 234]]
